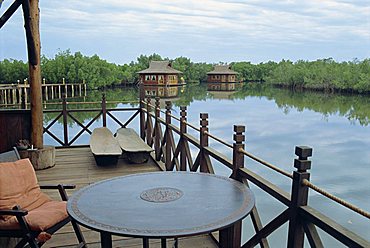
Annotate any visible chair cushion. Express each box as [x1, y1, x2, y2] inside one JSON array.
[[0, 201, 68, 231], [0, 159, 51, 221]]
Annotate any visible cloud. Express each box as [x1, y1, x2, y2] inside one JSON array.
[[40, 0, 370, 41], [1, 0, 369, 63]]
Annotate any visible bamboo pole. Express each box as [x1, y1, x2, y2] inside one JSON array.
[[22, 0, 43, 148]]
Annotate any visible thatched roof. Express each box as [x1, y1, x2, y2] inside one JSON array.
[[207, 65, 237, 75], [137, 61, 182, 74]]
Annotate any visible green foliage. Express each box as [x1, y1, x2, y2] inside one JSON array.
[[42, 50, 124, 88], [265, 58, 370, 93], [1, 51, 369, 94], [230, 61, 278, 82], [0, 59, 28, 83]]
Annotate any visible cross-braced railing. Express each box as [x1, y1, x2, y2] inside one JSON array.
[[140, 95, 370, 248], [43, 95, 140, 146], [22, 89, 369, 247]]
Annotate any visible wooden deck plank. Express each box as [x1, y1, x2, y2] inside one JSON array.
[[37, 147, 217, 248]]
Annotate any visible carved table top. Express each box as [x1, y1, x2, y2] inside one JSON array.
[[67, 171, 255, 238]]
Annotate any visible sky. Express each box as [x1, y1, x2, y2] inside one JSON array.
[[0, 0, 369, 65]]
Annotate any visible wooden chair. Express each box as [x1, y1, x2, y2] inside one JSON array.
[[0, 148, 86, 248], [0, 147, 20, 162]]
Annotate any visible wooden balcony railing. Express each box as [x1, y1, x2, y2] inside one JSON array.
[[43, 94, 140, 146], [5, 88, 368, 247], [140, 95, 370, 248]]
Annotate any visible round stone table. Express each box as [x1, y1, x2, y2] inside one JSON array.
[[67, 171, 255, 248]]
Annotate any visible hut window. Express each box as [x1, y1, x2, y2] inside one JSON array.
[[145, 75, 150, 81], [151, 75, 156, 80]]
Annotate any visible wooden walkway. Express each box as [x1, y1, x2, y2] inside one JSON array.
[[36, 147, 217, 248]]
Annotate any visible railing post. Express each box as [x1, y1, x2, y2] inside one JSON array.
[[199, 113, 208, 173], [232, 125, 245, 180], [146, 96, 152, 146], [102, 94, 107, 127], [165, 101, 172, 170], [219, 125, 245, 248], [180, 106, 187, 171], [62, 95, 68, 146], [154, 97, 161, 161], [21, 89, 26, 109], [287, 146, 313, 248], [139, 82, 145, 139]]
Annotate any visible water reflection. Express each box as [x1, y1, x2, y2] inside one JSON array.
[[43, 84, 370, 127], [232, 84, 370, 126], [143, 85, 184, 98]]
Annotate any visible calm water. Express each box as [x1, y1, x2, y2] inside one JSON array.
[[44, 84, 370, 247]]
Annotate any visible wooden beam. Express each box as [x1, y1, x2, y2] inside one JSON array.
[[0, 0, 23, 29], [22, 0, 43, 148], [302, 221, 324, 248], [299, 206, 370, 247], [243, 208, 290, 248]]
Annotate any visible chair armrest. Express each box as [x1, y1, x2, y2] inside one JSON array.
[[0, 208, 28, 217], [40, 184, 76, 201], [40, 184, 76, 190]]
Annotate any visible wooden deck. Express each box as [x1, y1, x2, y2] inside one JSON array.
[[36, 147, 217, 248]]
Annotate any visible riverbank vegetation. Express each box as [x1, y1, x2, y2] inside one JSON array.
[[233, 84, 370, 126], [264, 58, 370, 93], [0, 50, 369, 93]]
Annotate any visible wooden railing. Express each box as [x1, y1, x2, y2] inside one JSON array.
[[139, 96, 370, 248], [43, 95, 140, 146], [34, 91, 370, 247], [0, 81, 87, 106]]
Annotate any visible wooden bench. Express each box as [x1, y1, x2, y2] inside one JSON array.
[[115, 128, 154, 164], [90, 127, 122, 166]]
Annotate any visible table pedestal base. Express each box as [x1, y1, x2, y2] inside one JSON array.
[[100, 232, 112, 248], [219, 221, 242, 248]]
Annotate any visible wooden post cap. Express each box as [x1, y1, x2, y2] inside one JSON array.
[[233, 125, 245, 133], [295, 146, 312, 159], [200, 113, 208, 127], [200, 113, 208, 119], [294, 146, 313, 172], [233, 134, 245, 143], [294, 159, 311, 171], [180, 107, 187, 117], [165, 101, 172, 110]]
